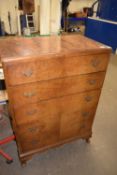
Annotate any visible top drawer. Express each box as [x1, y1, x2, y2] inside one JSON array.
[[3, 54, 109, 86]]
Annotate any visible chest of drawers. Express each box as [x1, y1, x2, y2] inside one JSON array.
[[0, 35, 111, 164]]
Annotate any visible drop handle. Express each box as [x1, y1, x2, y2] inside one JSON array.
[[23, 92, 36, 98], [82, 112, 90, 117], [22, 70, 33, 77], [28, 127, 39, 133], [27, 109, 37, 115], [91, 59, 100, 67], [85, 96, 92, 102], [89, 79, 96, 85]]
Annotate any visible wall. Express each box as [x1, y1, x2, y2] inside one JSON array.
[[0, 0, 40, 34], [40, 0, 61, 35], [0, 0, 61, 35], [34, 0, 40, 31], [50, 0, 61, 35], [68, 0, 95, 13], [40, 0, 50, 35], [0, 0, 18, 34]]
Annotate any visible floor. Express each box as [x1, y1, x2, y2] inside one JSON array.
[[0, 54, 117, 175]]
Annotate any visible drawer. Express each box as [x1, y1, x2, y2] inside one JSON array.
[[18, 137, 42, 153], [4, 54, 109, 86], [16, 123, 42, 137], [18, 130, 59, 153], [13, 89, 101, 125], [16, 114, 60, 138], [15, 118, 60, 153], [9, 72, 105, 107]]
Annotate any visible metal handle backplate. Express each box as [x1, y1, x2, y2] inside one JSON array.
[[23, 92, 36, 98], [82, 112, 90, 117], [89, 79, 96, 85], [27, 109, 37, 116], [85, 96, 92, 102], [28, 127, 39, 133], [22, 70, 33, 77], [91, 59, 100, 67]]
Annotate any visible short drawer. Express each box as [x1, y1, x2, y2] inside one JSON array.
[[15, 121, 59, 153], [18, 131, 59, 153], [9, 72, 105, 107], [18, 137, 43, 153], [16, 123, 42, 137], [4, 54, 109, 86], [16, 114, 60, 137], [13, 89, 101, 125]]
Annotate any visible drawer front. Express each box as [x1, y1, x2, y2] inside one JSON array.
[[13, 89, 101, 125], [16, 114, 60, 138], [9, 72, 105, 107], [18, 130, 59, 153], [4, 54, 109, 86], [19, 139, 42, 153], [15, 115, 60, 152]]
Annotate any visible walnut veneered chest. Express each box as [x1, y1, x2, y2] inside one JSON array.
[[0, 35, 111, 164]]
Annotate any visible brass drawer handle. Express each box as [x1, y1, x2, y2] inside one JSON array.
[[91, 59, 100, 67], [89, 79, 96, 85], [28, 127, 39, 133], [23, 92, 36, 98], [85, 96, 92, 102], [22, 70, 33, 77], [82, 112, 90, 117], [27, 109, 37, 116]]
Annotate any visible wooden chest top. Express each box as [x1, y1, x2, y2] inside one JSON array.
[[0, 35, 111, 62]]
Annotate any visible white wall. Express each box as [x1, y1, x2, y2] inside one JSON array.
[[40, 0, 61, 35], [40, 0, 50, 35], [68, 0, 95, 13], [50, 0, 61, 35], [0, 0, 61, 35], [34, 0, 40, 31], [0, 0, 40, 34], [0, 0, 18, 34]]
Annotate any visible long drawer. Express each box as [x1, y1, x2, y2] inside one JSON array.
[[4, 54, 109, 86], [9, 72, 105, 107], [13, 89, 101, 125]]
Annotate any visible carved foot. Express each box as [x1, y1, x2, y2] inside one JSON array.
[[20, 160, 27, 167], [20, 155, 32, 166], [85, 138, 90, 143]]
